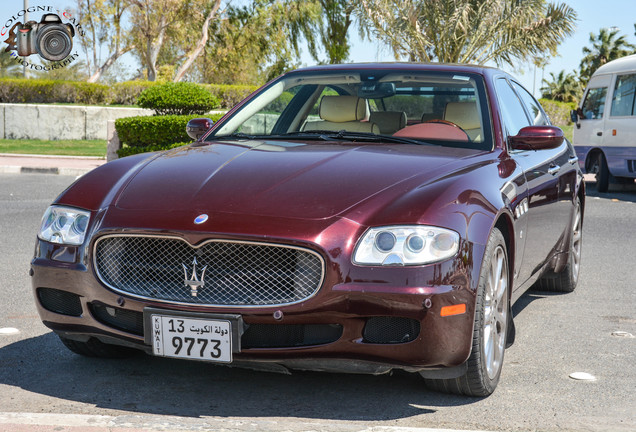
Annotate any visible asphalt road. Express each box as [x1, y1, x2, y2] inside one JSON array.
[[0, 173, 635, 432]]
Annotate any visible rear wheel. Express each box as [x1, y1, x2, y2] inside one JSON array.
[[533, 197, 582, 293], [423, 228, 509, 397], [59, 336, 138, 358]]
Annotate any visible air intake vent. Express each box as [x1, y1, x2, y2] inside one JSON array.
[[627, 160, 636, 173], [242, 324, 342, 348], [37, 288, 82, 316], [363, 317, 420, 344], [90, 303, 144, 336]]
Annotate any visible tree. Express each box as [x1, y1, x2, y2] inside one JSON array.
[[75, 0, 135, 83], [199, 0, 319, 84], [579, 27, 635, 85], [357, 0, 577, 66], [540, 70, 581, 103], [173, 0, 222, 82], [129, 0, 191, 81], [303, 0, 359, 64]]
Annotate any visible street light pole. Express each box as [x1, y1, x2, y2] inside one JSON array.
[[23, 0, 28, 78]]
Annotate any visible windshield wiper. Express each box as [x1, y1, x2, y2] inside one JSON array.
[[299, 130, 432, 146], [214, 130, 432, 146], [215, 132, 262, 140]]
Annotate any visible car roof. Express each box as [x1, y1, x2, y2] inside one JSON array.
[[287, 62, 508, 80], [592, 54, 636, 76]]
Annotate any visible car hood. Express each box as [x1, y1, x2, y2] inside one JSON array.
[[113, 140, 478, 220]]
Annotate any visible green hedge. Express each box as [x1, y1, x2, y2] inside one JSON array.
[[540, 98, 577, 126], [110, 81, 158, 105], [0, 78, 256, 109], [0, 78, 110, 104], [138, 82, 220, 115], [117, 142, 189, 158], [115, 112, 226, 148]]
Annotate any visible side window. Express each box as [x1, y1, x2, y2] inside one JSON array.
[[495, 78, 531, 136], [236, 87, 300, 135], [512, 82, 549, 126], [610, 74, 636, 117], [581, 87, 607, 119]]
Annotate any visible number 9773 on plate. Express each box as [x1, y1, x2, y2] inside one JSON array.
[[151, 315, 232, 363]]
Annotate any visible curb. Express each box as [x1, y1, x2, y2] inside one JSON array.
[[0, 165, 94, 176], [0, 154, 105, 176]]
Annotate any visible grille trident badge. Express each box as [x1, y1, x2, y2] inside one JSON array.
[[183, 257, 208, 297]]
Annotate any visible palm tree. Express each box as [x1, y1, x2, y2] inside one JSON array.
[[357, 0, 577, 66], [541, 70, 581, 103], [580, 28, 636, 85]]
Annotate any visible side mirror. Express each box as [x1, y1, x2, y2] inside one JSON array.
[[508, 125, 564, 151], [570, 109, 578, 123], [186, 118, 214, 141]]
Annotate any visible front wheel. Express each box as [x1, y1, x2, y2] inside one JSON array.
[[591, 152, 610, 192], [423, 228, 509, 397]]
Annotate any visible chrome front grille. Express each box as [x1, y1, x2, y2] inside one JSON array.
[[94, 235, 324, 306]]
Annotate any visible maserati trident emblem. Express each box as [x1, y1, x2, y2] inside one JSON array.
[[183, 257, 208, 297], [194, 214, 208, 224]]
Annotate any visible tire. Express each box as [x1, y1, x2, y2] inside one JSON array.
[[591, 152, 610, 193], [423, 228, 509, 397], [59, 335, 138, 358], [533, 197, 582, 293]]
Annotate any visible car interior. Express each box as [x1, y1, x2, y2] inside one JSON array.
[[212, 72, 492, 150]]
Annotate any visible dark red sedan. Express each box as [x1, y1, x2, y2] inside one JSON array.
[[32, 63, 584, 396]]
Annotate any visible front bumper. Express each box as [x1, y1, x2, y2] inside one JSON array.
[[32, 237, 483, 374]]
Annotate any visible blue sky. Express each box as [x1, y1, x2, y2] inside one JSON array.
[[5, 0, 635, 97]]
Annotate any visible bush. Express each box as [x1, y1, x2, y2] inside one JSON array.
[[60, 81, 110, 104], [540, 98, 577, 126], [115, 112, 225, 148], [115, 114, 199, 147], [110, 81, 158, 105], [117, 142, 189, 158], [137, 82, 220, 115], [0, 78, 111, 104]]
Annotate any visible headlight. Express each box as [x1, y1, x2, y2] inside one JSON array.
[[353, 225, 460, 266], [38, 206, 91, 246]]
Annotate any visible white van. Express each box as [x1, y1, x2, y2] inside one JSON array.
[[572, 54, 636, 192]]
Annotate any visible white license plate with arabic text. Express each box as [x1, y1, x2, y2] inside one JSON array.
[[151, 315, 232, 363]]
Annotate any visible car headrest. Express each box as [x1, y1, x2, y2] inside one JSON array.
[[444, 102, 481, 130], [320, 96, 369, 122], [369, 111, 407, 134]]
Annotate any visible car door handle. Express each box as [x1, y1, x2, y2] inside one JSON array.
[[548, 164, 560, 176], [568, 156, 579, 165], [597, 131, 603, 136]]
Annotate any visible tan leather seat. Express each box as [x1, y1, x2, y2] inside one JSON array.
[[369, 111, 407, 134], [443, 102, 482, 141], [303, 95, 380, 134]]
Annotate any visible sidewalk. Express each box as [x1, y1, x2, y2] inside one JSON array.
[[0, 153, 106, 177]]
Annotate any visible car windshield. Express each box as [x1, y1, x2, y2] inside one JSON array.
[[209, 69, 493, 151]]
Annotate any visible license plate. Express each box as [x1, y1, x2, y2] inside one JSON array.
[[150, 314, 232, 363]]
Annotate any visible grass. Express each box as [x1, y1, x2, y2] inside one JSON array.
[[0, 139, 107, 157], [560, 124, 574, 143]]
